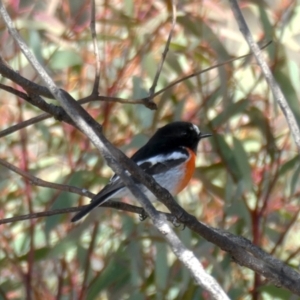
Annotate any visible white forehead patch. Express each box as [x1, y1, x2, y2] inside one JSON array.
[[192, 124, 200, 135]]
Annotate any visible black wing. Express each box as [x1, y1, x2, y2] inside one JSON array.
[[71, 179, 125, 222], [71, 149, 187, 222]]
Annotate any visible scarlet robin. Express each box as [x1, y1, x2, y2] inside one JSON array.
[[71, 121, 211, 222]]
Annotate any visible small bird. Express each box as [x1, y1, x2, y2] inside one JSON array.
[[71, 121, 211, 222]]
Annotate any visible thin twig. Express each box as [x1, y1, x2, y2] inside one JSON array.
[[0, 155, 150, 223], [0, 3, 229, 298], [0, 94, 157, 139], [228, 0, 300, 153], [0, 82, 30, 99], [2, 3, 298, 296], [146, 41, 272, 101], [0, 41, 272, 132], [0, 158, 94, 197], [0, 113, 49, 138], [0, 157, 147, 218], [0, 42, 272, 140], [0, 207, 85, 225], [90, 0, 101, 95], [79, 222, 99, 300], [149, 0, 177, 97]]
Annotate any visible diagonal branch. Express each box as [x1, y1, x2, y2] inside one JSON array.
[[0, 41, 271, 139], [2, 2, 299, 297], [147, 41, 272, 100], [0, 203, 142, 225], [228, 0, 300, 153], [0, 3, 228, 299], [149, 0, 177, 98]]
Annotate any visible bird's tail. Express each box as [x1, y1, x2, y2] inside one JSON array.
[[71, 194, 109, 222]]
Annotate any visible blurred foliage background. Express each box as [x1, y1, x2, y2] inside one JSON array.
[[0, 0, 300, 299]]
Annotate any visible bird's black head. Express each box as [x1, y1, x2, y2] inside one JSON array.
[[149, 121, 211, 154]]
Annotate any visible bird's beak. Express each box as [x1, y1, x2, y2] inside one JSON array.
[[200, 133, 212, 139]]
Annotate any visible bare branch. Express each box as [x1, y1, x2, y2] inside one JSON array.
[[0, 56, 53, 98], [182, 215, 300, 296], [0, 113, 49, 138], [0, 94, 156, 139], [228, 0, 300, 153], [0, 3, 229, 299], [0, 203, 144, 225], [90, 0, 101, 95], [1, 151, 300, 295], [149, 0, 177, 97], [0, 158, 94, 198], [146, 41, 272, 100], [0, 157, 151, 224], [2, 2, 298, 297], [0, 41, 271, 123]]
